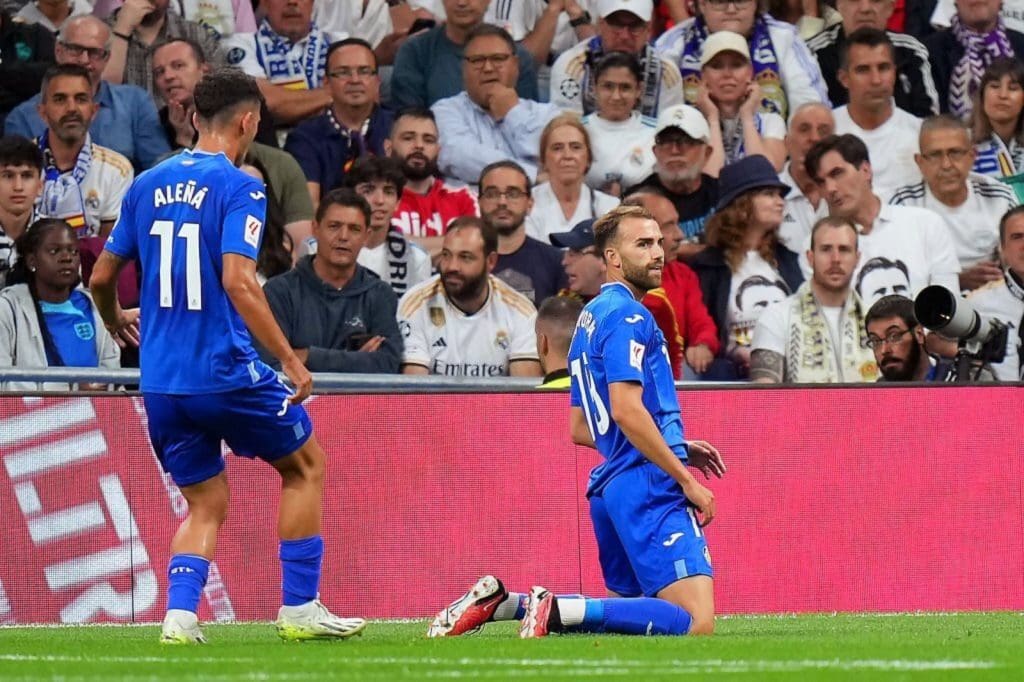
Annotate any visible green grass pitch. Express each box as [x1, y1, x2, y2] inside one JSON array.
[[2, 613, 1022, 680]]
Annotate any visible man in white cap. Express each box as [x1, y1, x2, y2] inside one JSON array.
[[629, 103, 717, 261], [549, 0, 684, 117]]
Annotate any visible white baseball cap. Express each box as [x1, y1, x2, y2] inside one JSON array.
[[699, 30, 751, 67], [597, 0, 654, 22], [654, 105, 711, 144]]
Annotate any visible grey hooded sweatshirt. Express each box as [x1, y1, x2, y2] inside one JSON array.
[[260, 255, 402, 373]]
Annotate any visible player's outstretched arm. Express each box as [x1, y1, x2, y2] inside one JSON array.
[[89, 251, 140, 348], [222, 253, 311, 404], [608, 381, 716, 525]]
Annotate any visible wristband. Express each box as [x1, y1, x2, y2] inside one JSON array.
[[113, 30, 132, 41], [569, 11, 591, 28]]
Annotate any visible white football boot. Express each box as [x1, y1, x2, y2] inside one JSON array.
[[276, 599, 367, 641], [160, 609, 207, 644]]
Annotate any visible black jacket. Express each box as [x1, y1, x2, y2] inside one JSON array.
[[688, 244, 805, 356], [0, 12, 54, 128], [923, 27, 1024, 113], [806, 25, 938, 118], [260, 256, 402, 373]]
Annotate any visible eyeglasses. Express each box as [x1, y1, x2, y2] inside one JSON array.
[[704, 0, 755, 8], [58, 41, 109, 61], [327, 66, 378, 80], [480, 187, 528, 201], [864, 328, 913, 350], [919, 148, 970, 163], [464, 53, 513, 69]]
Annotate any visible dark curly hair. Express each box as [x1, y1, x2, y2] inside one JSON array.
[[703, 192, 778, 272]]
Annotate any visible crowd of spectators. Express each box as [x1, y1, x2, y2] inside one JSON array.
[[1, 0, 1023, 386]]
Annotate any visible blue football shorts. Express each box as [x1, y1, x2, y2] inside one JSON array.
[[143, 369, 313, 487], [589, 461, 713, 597]]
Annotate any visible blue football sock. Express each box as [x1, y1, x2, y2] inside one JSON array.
[[166, 554, 210, 614], [571, 598, 692, 635], [279, 535, 323, 607]]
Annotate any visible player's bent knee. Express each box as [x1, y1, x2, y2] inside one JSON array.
[[272, 437, 325, 484], [688, 615, 715, 636]]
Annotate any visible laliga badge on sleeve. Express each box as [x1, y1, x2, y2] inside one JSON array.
[[629, 339, 645, 371], [244, 215, 263, 248]]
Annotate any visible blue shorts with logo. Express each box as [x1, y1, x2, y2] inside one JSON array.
[[143, 370, 313, 487], [589, 461, 713, 597]]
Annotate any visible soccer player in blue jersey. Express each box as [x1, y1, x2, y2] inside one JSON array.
[[89, 68, 366, 644], [427, 205, 725, 638]]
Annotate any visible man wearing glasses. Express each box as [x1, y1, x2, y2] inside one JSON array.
[[285, 38, 393, 208], [221, 0, 345, 126], [5, 15, 169, 171], [432, 24, 559, 185], [889, 115, 1018, 292], [550, 0, 683, 117], [628, 104, 717, 262], [864, 295, 949, 382]]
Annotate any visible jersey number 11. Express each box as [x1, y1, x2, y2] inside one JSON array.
[[150, 220, 203, 311]]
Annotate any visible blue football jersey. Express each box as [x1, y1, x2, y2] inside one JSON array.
[[568, 282, 687, 495], [105, 149, 269, 394]]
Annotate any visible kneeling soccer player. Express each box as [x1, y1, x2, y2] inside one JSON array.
[[428, 206, 725, 638]]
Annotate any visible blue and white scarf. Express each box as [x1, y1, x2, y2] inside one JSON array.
[[254, 18, 329, 89], [974, 132, 1024, 178], [679, 15, 787, 119], [39, 131, 92, 236]]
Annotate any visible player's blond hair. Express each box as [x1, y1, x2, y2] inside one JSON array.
[[593, 205, 655, 259]]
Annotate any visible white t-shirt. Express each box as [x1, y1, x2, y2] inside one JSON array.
[[357, 233, 432, 300], [967, 277, 1024, 381], [799, 202, 962, 307], [726, 251, 790, 353], [583, 111, 657, 192], [15, 0, 91, 33], [525, 182, 619, 245], [833, 105, 923, 199], [397, 274, 539, 376], [888, 173, 1018, 267], [779, 163, 828, 253], [315, 0, 391, 49]]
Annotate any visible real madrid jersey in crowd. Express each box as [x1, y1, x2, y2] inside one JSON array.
[[967, 274, 1024, 382], [888, 173, 1018, 267], [582, 111, 657, 192], [37, 133, 133, 237], [397, 274, 539, 376], [568, 281, 686, 496], [105, 149, 269, 394], [832, 105, 922, 199], [222, 19, 346, 91]]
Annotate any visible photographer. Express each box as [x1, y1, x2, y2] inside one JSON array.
[[966, 206, 1024, 381], [864, 295, 948, 382]]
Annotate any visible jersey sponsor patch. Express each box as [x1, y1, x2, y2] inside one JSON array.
[[629, 339, 645, 370], [244, 215, 263, 248]]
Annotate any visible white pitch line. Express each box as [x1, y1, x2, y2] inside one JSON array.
[[0, 654, 256, 664]]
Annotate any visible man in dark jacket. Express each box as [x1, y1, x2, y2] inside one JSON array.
[[0, 10, 54, 130], [259, 188, 402, 373]]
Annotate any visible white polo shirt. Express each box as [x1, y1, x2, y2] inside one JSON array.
[[397, 274, 539, 376], [833, 105, 922, 199], [888, 173, 1018, 267]]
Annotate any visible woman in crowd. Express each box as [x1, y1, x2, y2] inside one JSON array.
[[582, 52, 658, 196], [526, 114, 618, 245], [240, 158, 294, 283], [695, 31, 786, 173], [972, 57, 1024, 179], [0, 218, 120, 390], [654, 0, 828, 121], [689, 155, 803, 379]]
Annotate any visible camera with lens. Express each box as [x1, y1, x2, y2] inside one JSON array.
[[913, 285, 1007, 382]]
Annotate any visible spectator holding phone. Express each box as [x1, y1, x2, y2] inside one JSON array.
[[258, 188, 403, 374]]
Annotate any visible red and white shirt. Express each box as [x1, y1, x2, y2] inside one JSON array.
[[391, 178, 477, 238]]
